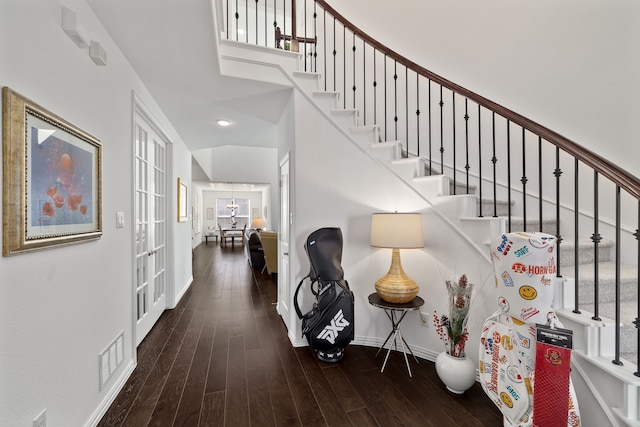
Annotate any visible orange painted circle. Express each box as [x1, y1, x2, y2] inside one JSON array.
[[61, 153, 72, 170]]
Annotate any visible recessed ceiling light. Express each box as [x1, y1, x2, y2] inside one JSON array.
[[217, 119, 231, 127]]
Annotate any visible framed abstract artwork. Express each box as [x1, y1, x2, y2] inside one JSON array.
[[2, 87, 102, 256]]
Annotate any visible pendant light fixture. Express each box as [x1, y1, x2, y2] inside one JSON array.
[[226, 182, 239, 211]]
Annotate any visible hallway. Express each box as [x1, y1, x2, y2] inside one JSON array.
[[98, 242, 501, 426]]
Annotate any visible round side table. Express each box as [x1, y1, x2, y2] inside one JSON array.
[[368, 293, 424, 377]]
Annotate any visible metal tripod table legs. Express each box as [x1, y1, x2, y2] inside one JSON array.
[[368, 293, 425, 377]]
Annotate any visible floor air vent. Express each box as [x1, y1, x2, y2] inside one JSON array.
[[99, 331, 124, 390]]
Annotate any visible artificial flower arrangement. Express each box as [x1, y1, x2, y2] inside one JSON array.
[[433, 273, 474, 358]]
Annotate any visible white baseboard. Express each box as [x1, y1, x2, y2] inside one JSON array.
[[84, 359, 136, 427]]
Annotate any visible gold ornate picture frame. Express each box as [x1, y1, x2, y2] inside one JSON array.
[[2, 87, 102, 256]]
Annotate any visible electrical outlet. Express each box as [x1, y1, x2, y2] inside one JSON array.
[[33, 409, 46, 427], [419, 311, 430, 327]]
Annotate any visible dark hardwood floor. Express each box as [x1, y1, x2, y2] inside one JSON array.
[[98, 242, 502, 426]]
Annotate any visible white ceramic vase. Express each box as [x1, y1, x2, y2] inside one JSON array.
[[435, 352, 476, 394]]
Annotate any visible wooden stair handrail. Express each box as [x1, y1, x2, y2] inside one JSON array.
[[314, 0, 639, 200]]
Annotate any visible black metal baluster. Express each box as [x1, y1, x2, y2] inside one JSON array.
[[554, 147, 563, 278], [491, 113, 497, 217], [538, 137, 543, 232], [478, 105, 483, 217], [245, 0, 249, 43], [264, 0, 267, 47], [332, 17, 336, 92], [439, 85, 444, 170], [464, 99, 470, 193], [613, 186, 622, 366], [384, 55, 387, 141], [304, 0, 308, 70], [312, 1, 317, 72], [342, 25, 346, 109], [235, 0, 239, 41], [592, 171, 601, 321], [452, 93, 457, 194], [323, 10, 327, 90], [521, 128, 527, 229], [428, 79, 432, 175], [405, 68, 408, 154], [506, 121, 512, 232], [394, 61, 398, 142], [634, 201, 640, 376], [573, 158, 581, 314], [352, 33, 356, 109], [362, 40, 366, 124], [273, 0, 277, 48], [373, 49, 377, 126], [255, 0, 259, 45], [416, 75, 420, 158]]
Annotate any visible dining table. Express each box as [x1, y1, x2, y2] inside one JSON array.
[[220, 226, 244, 247]]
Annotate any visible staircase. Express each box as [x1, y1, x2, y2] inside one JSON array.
[[290, 68, 640, 426]]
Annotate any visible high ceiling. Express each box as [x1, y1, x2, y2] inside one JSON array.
[[86, 0, 290, 153]]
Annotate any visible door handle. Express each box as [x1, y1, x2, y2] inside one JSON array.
[[283, 252, 288, 256]]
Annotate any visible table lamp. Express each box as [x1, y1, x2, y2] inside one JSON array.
[[251, 217, 266, 231], [370, 212, 424, 303]]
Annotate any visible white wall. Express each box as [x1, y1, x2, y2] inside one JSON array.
[[174, 144, 194, 307], [0, 1, 191, 425], [326, 0, 640, 178]]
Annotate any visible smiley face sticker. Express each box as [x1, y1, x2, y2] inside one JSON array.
[[500, 391, 514, 408], [519, 286, 537, 301]]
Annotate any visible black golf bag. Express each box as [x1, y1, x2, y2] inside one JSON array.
[[294, 228, 355, 362]]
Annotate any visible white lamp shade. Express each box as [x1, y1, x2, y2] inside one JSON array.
[[250, 217, 266, 230], [370, 212, 424, 249]]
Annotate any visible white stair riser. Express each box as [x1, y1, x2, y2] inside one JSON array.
[[330, 110, 358, 128], [312, 92, 339, 111], [349, 126, 379, 145], [389, 158, 426, 180], [292, 71, 320, 93], [369, 142, 402, 162], [412, 175, 450, 198]]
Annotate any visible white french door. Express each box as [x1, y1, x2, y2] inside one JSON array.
[[134, 115, 167, 345], [278, 154, 291, 330]]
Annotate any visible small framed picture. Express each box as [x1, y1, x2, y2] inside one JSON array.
[[178, 178, 188, 222]]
